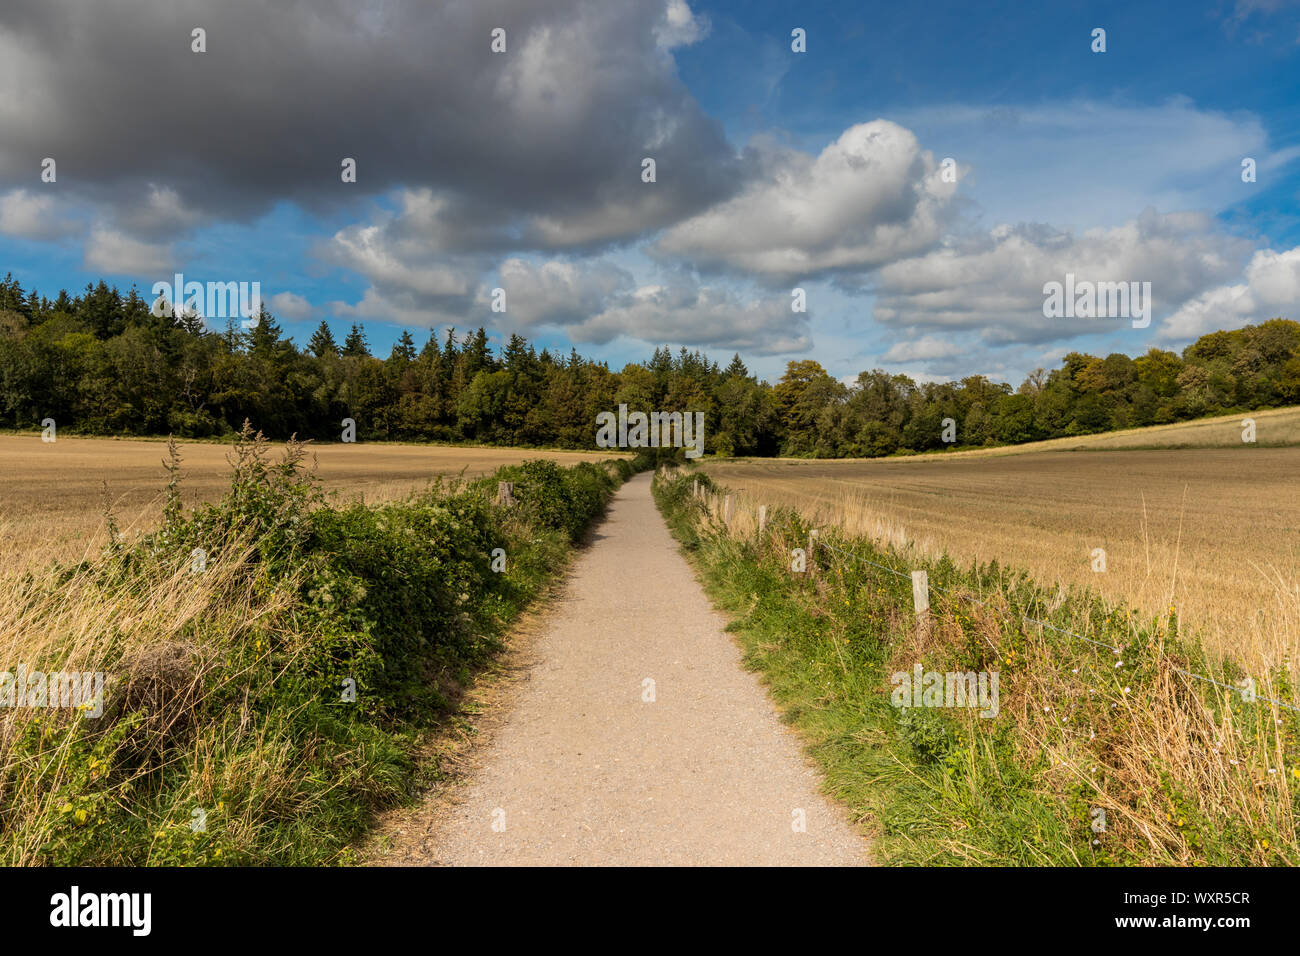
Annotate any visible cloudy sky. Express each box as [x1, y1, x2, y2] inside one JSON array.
[[1, 0, 1298, 386]]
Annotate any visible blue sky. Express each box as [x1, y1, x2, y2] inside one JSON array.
[[1, 0, 1298, 386]]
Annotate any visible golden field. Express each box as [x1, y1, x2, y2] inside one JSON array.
[[910, 404, 1300, 457], [700, 410, 1300, 677], [0, 435, 619, 565]]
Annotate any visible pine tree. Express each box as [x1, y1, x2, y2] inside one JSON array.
[[247, 306, 285, 357], [502, 332, 530, 371], [342, 323, 370, 358], [123, 287, 151, 327], [418, 331, 446, 422], [418, 330, 442, 363], [80, 281, 125, 338], [391, 329, 416, 363], [463, 327, 493, 377], [176, 305, 206, 337], [309, 321, 339, 357], [220, 318, 243, 353], [0, 273, 21, 312]]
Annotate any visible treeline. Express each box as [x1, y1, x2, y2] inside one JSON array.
[[2, 272, 1298, 455]]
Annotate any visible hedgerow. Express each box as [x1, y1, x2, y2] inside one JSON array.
[[0, 427, 639, 865]]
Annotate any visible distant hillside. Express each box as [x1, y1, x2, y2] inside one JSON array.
[[904, 403, 1300, 459]]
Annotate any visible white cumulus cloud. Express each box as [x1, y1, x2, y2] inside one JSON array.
[[0, 189, 76, 240], [1157, 246, 1300, 343], [655, 120, 958, 281], [83, 226, 173, 275], [871, 209, 1254, 345]]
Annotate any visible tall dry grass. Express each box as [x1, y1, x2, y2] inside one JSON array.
[[684, 472, 1299, 863], [702, 448, 1300, 686], [0, 526, 298, 863], [0, 433, 385, 864], [3, 433, 639, 865]]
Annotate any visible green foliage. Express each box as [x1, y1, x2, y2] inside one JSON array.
[[1, 427, 642, 865], [488, 459, 615, 542]]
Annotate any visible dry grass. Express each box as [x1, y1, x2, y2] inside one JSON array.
[[702, 437, 1300, 682], [674, 470, 1299, 864], [0, 526, 281, 863], [0, 435, 618, 566]]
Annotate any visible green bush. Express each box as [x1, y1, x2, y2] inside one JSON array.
[[489, 458, 616, 542]]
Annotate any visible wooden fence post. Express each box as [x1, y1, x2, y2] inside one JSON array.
[[758, 505, 767, 536], [911, 570, 930, 638], [808, 528, 818, 574], [497, 481, 515, 506], [724, 494, 734, 527]]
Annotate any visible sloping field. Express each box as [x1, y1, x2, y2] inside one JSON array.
[[701, 426, 1300, 675], [912, 404, 1300, 457], [0, 435, 620, 563]]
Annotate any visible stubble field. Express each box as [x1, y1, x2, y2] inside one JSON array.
[[0, 435, 620, 565], [700, 413, 1300, 676]]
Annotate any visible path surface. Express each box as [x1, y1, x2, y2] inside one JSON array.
[[397, 472, 869, 866]]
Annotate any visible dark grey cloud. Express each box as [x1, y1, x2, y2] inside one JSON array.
[[0, 0, 738, 250]]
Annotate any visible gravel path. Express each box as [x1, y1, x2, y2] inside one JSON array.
[[395, 472, 869, 866]]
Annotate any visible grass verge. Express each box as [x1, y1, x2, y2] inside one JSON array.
[[653, 468, 1299, 865]]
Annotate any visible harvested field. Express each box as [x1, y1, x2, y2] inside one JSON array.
[[915, 404, 1300, 456], [0, 435, 621, 564], [701, 444, 1300, 676]]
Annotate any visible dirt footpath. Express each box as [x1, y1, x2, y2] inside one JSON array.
[[373, 471, 870, 866]]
